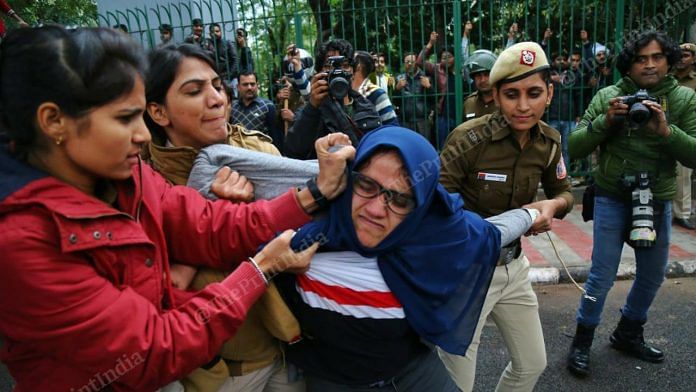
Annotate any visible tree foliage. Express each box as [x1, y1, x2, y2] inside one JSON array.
[[11, 0, 98, 27]]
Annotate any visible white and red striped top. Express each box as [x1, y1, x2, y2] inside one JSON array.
[[296, 251, 405, 319]]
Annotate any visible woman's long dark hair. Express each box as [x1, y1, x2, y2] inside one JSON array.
[[0, 26, 147, 158]]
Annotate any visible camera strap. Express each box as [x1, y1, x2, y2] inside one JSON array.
[[331, 98, 364, 140]]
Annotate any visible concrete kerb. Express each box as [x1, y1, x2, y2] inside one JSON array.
[[531, 259, 696, 285]]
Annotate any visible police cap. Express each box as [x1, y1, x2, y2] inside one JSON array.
[[680, 43, 696, 55], [489, 42, 550, 86]]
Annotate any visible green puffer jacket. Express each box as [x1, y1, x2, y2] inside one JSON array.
[[569, 75, 696, 200]]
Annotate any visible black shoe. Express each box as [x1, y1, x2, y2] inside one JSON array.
[[567, 345, 591, 377], [567, 324, 595, 377], [610, 315, 665, 363], [674, 218, 695, 230]]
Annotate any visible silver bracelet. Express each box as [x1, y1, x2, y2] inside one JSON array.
[[247, 257, 269, 287], [523, 208, 541, 223]]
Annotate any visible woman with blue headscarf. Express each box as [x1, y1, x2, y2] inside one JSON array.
[[257, 126, 537, 391], [188, 125, 537, 390]]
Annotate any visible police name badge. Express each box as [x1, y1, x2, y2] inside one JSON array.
[[477, 172, 507, 182]]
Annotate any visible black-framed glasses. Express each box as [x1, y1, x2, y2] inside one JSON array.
[[352, 172, 416, 216]]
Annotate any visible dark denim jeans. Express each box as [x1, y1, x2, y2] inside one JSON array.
[[305, 348, 460, 392], [547, 120, 575, 170], [436, 116, 457, 151], [576, 195, 671, 326]]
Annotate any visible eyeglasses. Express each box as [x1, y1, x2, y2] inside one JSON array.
[[404, 60, 415, 64], [441, 54, 454, 60], [352, 172, 416, 215]]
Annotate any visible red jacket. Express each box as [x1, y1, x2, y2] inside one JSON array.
[[0, 152, 311, 391]]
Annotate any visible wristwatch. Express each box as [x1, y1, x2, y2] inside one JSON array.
[[306, 177, 329, 210]]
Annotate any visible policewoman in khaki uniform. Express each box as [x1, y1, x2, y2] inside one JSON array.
[[437, 42, 574, 392], [463, 49, 498, 122]]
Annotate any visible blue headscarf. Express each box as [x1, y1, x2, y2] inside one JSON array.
[[291, 126, 501, 355]]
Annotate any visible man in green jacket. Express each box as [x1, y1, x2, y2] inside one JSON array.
[[567, 30, 696, 378]]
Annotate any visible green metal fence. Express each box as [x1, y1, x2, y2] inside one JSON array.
[[100, 0, 695, 169]]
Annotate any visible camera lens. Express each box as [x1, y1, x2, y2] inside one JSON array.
[[329, 75, 350, 100], [628, 103, 651, 125]]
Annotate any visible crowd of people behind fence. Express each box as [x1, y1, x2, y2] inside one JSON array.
[[1, 8, 696, 392], [150, 19, 694, 176]]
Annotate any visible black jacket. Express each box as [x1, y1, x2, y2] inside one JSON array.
[[204, 37, 238, 80], [285, 90, 381, 159]]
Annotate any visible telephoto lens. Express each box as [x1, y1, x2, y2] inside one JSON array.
[[628, 172, 656, 248]]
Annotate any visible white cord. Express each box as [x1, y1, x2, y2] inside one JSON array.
[[545, 232, 597, 302]]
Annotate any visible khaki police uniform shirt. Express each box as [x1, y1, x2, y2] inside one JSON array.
[[463, 91, 497, 122], [440, 112, 574, 218], [677, 71, 696, 90]]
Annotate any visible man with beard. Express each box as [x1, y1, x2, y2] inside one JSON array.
[[462, 49, 498, 122], [204, 23, 238, 85], [232, 72, 283, 152], [671, 42, 696, 229]]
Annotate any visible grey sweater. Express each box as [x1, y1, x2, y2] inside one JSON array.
[[188, 144, 533, 245], [188, 144, 319, 200]]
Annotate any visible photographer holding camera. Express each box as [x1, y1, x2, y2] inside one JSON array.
[[285, 39, 384, 159], [567, 31, 696, 378], [274, 45, 312, 136], [281, 44, 313, 98]]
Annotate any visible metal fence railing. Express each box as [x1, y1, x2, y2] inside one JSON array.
[[99, 0, 695, 169]]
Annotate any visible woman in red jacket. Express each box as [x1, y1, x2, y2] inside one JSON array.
[[0, 26, 353, 391]]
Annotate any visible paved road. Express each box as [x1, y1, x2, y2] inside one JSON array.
[[474, 277, 696, 391]]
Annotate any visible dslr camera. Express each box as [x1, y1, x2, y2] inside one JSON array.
[[622, 172, 656, 248], [615, 89, 661, 129], [326, 55, 352, 100], [281, 57, 314, 76]]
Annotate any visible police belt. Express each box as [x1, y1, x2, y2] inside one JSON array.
[[497, 239, 522, 266]]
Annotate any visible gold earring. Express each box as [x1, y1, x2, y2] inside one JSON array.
[[54, 136, 63, 145]]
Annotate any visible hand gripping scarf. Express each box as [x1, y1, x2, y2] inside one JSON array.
[[291, 126, 501, 355]]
